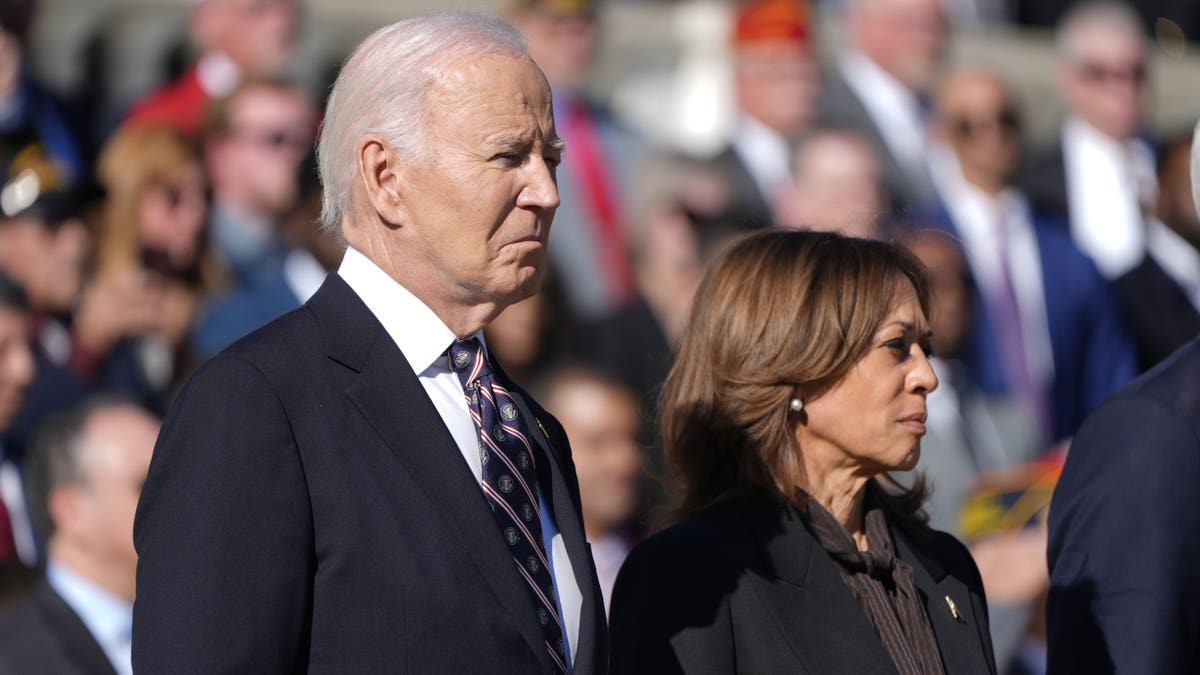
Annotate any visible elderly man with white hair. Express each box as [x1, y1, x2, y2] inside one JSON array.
[[131, 13, 606, 674], [1046, 121, 1200, 674]]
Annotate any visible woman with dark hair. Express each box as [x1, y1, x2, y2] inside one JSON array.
[[609, 230, 997, 674]]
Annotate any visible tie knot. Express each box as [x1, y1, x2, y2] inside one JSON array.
[[449, 337, 492, 387]]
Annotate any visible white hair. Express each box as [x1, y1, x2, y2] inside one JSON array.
[[1192, 119, 1200, 222], [316, 12, 529, 235], [1055, 1, 1144, 61]]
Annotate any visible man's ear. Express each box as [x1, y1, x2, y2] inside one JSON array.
[[47, 483, 85, 542], [356, 135, 406, 227]]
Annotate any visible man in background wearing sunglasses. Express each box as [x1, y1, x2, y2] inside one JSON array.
[[1022, 1, 1154, 282], [926, 67, 1137, 450]]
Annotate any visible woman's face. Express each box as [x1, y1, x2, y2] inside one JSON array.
[[795, 280, 938, 476], [137, 162, 208, 270]]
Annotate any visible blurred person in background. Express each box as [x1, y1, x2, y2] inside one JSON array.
[[702, 0, 818, 229], [1021, 1, 1154, 281], [774, 128, 891, 238], [902, 229, 1047, 674], [510, 0, 644, 321], [484, 268, 573, 386], [0, 272, 35, 571], [124, 0, 300, 137], [539, 365, 642, 613], [192, 151, 340, 359], [0, 399, 158, 675], [818, 0, 947, 215], [1111, 131, 1200, 369], [927, 67, 1137, 444], [0, 0, 87, 189], [201, 78, 316, 287], [91, 125, 222, 411], [1046, 120, 1200, 675]]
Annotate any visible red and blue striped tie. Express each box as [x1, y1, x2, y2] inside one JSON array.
[[449, 337, 568, 673]]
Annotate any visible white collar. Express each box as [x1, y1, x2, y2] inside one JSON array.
[[730, 113, 792, 204], [45, 560, 132, 653], [1146, 217, 1200, 309], [336, 246, 486, 377]]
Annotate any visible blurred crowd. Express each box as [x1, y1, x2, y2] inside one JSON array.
[[0, 0, 1196, 674]]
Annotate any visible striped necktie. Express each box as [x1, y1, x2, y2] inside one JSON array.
[[449, 338, 568, 673]]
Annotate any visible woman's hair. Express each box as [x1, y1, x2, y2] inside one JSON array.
[[659, 229, 932, 524], [95, 124, 220, 290]]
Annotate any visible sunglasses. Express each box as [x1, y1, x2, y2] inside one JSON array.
[[949, 107, 1022, 141], [1075, 60, 1147, 86]]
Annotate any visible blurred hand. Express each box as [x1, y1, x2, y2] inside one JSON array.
[[73, 270, 163, 354], [970, 525, 1049, 605]]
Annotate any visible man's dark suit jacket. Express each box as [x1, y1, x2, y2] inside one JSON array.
[[815, 66, 937, 217], [1047, 336, 1200, 674], [1113, 254, 1200, 370], [133, 274, 608, 673], [0, 580, 118, 675], [608, 497, 997, 674]]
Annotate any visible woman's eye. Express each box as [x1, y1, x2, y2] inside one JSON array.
[[544, 155, 561, 168]]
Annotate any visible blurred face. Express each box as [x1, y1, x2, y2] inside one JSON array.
[[0, 27, 21, 100], [1061, 25, 1147, 140], [551, 378, 641, 538], [518, 8, 598, 93], [137, 161, 209, 271], [1157, 138, 1200, 247], [209, 86, 315, 217], [66, 407, 158, 580], [851, 0, 946, 91], [736, 40, 818, 139], [205, 0, 298, 77], [779, 134, 885, 237], [909, 237, 970, 357], [395, 55, 562, 308], [485, 293, 549, 372], [0, 306, 33, 432], [0, 217, 89, 313], [796, 280, 937, 475], [937, 73, 1023, 190]]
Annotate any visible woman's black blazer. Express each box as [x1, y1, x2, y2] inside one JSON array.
[[609, 499, 998, 674]]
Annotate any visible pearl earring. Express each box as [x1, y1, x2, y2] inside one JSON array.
[[789, 397, 804, 412]]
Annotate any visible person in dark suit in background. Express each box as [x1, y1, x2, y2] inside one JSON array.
[[1046, 120, 1200, 675], [1111, 131, 1200, 369], [0, 398, 159, 675], [927, 68, 1137, 444], [817, 0, 947, 215], [0, 272, 35, 571], [1020, 1, 1154, 281], [133, 13, 606, 674], [610, 230, 996, 674]]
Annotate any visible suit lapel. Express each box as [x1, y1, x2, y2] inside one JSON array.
[[494, 362, 603, 675], [742, 504, 899, 675], [35, 582, 120, 675], [892, 523, 996, 675], [308, 276, 558, 674]]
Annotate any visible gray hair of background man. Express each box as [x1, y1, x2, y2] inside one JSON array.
[[1054, 1, 1144, 59], [1192, 119, 1200, 220], [23, 396, 141, 541], [316, 12, 531, 236]]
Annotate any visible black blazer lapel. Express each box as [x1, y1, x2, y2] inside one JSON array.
[[494, 362, 605, 675], [308, 275, 559, 674], [35, 582, 120, 675], [893, 524, 998, 675], [742, 504, 899, 675]]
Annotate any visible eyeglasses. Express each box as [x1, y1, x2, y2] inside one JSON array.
[[227, 127, 312, 153], [1074, 60, 1147, 87], [949, 107, 1022, 141]]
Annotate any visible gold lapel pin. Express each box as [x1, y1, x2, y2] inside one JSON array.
[[536, 419, 551, 440], [945, 595, 962, 622]]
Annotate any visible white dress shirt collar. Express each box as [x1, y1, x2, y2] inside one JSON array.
[[838, 49, 927, 172], [730, 113, 792, 208], [336, 245, 486, 377], [46, 560, 133, 675], [1146, 217, 1200, 312]]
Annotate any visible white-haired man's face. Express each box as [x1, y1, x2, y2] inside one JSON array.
[[388, 54, 562, 309]]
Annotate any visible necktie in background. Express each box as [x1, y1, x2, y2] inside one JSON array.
[[449, 338, 568, 673]]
